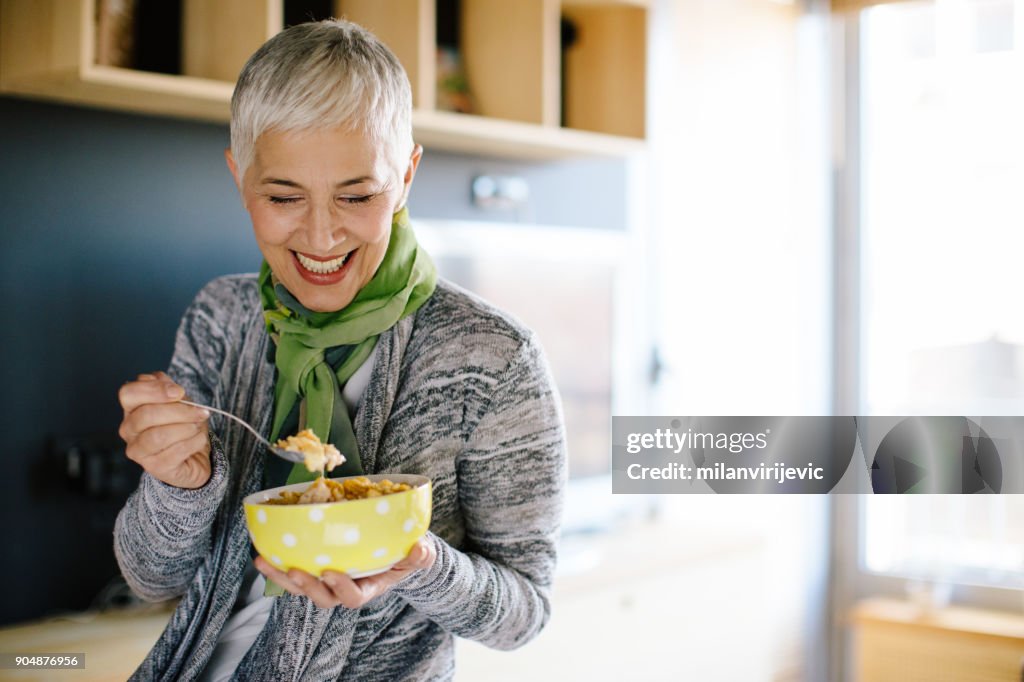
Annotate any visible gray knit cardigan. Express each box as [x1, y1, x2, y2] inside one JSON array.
[[113, 274, 567, 681]]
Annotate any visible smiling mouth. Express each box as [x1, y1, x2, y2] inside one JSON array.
[[293, 251, 351, 274]]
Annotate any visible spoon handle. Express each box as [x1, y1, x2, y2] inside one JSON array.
[[179, 399, 275, 450]]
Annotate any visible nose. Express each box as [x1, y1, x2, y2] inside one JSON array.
[[304, 202, 346, 253]]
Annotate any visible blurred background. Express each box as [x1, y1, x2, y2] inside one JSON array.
[[1, 0, 1023, 680]]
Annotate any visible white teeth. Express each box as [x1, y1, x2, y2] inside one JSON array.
[[295, 251, 349, 274]]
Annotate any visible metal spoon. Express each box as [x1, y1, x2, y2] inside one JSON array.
[[180, 399, 305, 464]]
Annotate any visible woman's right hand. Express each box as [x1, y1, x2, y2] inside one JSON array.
[[118, 371, 212, 490]]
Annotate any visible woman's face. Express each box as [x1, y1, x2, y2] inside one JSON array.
[[227, 127, 421, 313]]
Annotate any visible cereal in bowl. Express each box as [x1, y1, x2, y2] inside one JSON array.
[[264, 476, 413, 506]]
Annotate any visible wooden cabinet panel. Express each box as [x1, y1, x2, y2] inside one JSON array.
[[0, 0, 85, 82], [335, 0, 436, 109], [0, 0, 647, 158], [461, 0, 560, 126], [853, 599, 1024, 682], [182, 0, 280, 82], [562, 3, 646, 138]]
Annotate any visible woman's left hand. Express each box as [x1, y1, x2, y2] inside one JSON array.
[[254, 537, 436, 609]]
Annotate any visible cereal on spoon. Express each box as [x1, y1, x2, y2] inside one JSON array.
[[269, 429, 411, 505], [275, 428, 345, 474]]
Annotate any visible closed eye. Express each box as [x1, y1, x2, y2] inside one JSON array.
[[341, 195, 373, 204], [269, 196, 301, 204]]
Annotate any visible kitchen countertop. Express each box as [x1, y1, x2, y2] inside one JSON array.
[[0, 519, 765, 681], [0, 602, 177, 681]]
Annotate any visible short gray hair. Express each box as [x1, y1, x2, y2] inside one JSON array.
[[230, 19, 413, 177]]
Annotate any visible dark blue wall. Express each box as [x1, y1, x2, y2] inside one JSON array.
[[0, 95, 626, 625]]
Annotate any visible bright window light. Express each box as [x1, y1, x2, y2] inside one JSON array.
[[862, 495, 1024, 587], [858, 0, 1023, 591], [860, 0, 1023, 416]]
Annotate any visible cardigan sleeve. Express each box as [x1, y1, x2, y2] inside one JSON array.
[[393, 333, 568, 650], [112, 278, 238, 602]]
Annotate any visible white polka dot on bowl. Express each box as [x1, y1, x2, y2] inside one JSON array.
[[373, 548, 387, 558], [403, 519, 415, 533], [315, 554, 331, 566], [375, 500, 389, 515], [343, 528, 360, 544], [308, 508, 324, 522], [271, 555, 283, 566], [256, 509, 267, 524], [282, 533, 297, 547]]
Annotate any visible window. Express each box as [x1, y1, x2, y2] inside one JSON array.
[[862, 495, 1024, 589], [848, 0, 1023, 600], [859, 0, 1023, 416]]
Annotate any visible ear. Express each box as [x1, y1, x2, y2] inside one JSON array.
[[396, 143, 423, 211], [224, 148, 245, 205]]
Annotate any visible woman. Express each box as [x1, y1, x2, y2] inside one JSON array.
[[114, 19, 566, 681]]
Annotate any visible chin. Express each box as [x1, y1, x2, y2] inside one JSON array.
[[296, 290, 352, 314]]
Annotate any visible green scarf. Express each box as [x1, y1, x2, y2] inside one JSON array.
[[258, 207, 436, 486]]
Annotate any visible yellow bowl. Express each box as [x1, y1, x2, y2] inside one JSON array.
[[243, 474, 432, 578]]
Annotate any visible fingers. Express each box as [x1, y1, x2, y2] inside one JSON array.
[[392, 538, 435, 572], [120, 401, 207, 442], [289, 569, 348, 609], [323, 540, 436, 609], [319, 572, 371, 608], [331, 540, 434, 605], [133, 425, 209, 474], [119, 375, 185, 415], [254, 556, 306, 596], [254, 557, 344, 609], [252, 539, 436, 611], [117, 371, 214, 489], [118, 371, 206, 445], [322, 566, 402, 608]]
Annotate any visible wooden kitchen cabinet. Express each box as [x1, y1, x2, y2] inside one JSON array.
[[0, 0, 647, 159], [851, 598, 1024, 682]]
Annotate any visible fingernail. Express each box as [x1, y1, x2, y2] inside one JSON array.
[[199, 408, 211, 419], [166, 384, 185, 399]]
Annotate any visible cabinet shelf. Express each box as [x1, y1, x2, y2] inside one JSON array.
[[413, 109, 645, 159], [3, 65, 235, 121], [0, 0, 647, 160]]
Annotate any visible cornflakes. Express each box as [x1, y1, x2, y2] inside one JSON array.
[[263, 476, 412, 506], [274, 428, 345, 475]]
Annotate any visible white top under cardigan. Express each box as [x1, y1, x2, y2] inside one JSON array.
[[196, 345, 378, 682]]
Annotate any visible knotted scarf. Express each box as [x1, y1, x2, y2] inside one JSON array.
[[258, 207, 436, 486]]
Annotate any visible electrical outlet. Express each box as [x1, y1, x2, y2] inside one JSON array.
[[471, 175, 530, 210]]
